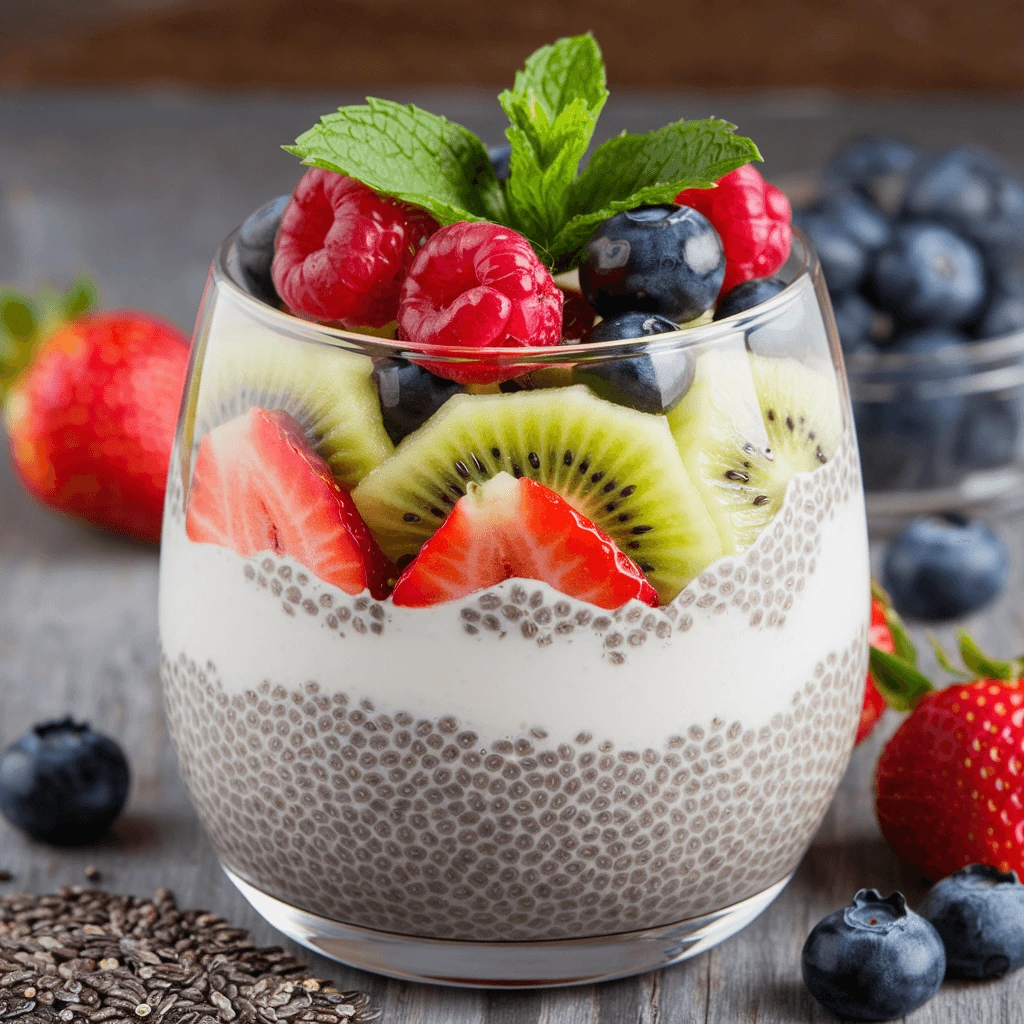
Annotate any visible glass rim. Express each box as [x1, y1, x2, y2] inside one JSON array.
[[210, 225, 821, 366]]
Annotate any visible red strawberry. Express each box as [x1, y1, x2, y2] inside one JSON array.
[[871, 631, 1024, 880], [273, 168, 438, 328], [187, 407, 390, 598], [391, 472, 658, 610], [856, 595, 896, 744], [397, 222, 563, 384], [2, 281, 189, 544], [676, 164, 792, 296]]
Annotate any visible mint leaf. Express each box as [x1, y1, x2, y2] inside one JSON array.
[[552, 118, 761, 264], [499, 34, 608, 261], [507, 33, 607, 125], [285, 98, 507, 227]]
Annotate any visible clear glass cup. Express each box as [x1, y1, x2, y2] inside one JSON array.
[[159, 228, 870, 987], [846, 330, 1024, 532]]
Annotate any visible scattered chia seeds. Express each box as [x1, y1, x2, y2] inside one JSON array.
[[0, 871, 12, 883], [0, 887, 378, 1023], [83, 868, 101, 884]]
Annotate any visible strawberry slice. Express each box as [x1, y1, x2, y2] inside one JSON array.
[[391, 472, 659, 610], [186, 407, 390, 598]]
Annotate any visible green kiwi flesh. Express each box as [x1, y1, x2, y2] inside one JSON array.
[[352, 386, 722, 603], [668, 349, 843, 554], [194, 324, 393, 488]]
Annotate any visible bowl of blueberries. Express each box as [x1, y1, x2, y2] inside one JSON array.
[[793, 138, 1024, 528]]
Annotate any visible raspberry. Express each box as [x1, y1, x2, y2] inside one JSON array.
[[676, 164, 792, 295], [272, 168, 437, 328], [397, 222, 563, 384]]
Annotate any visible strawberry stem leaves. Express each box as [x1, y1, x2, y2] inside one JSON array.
[[869, 647, 935, 712], [958, 629, 1022, 682]]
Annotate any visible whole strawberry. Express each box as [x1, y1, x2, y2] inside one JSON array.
[[676, 163, 792, 296], [871, 631, 1024, 881], [1, 280, 189, 544]]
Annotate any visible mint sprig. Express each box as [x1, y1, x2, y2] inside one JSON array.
[[285, 98, 507, 227], [285, 34, 761, 270]]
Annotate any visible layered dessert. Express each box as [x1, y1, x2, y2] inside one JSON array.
[[159, 34, 870, 950]]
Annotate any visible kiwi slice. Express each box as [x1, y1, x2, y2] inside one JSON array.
[[668, 350, 844, 553], [351, 386, 722, 603], [194, 323, 393, 488], [668, 349, 780, 552], [750, 354, 843, 473]]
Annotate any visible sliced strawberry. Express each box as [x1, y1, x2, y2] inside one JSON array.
[[391, 472, 659, 610], [186, 408, 390, 598]]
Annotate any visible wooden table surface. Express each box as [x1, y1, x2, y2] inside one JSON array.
[[1, 90, 1024, 1024]]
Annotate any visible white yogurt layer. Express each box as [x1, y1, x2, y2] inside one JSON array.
[[159, 434, 870, 750]]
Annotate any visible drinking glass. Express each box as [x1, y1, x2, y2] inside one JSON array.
[[159, 228, 870, 987]]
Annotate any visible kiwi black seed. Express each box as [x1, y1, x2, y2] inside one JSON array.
[[193, 322, 393, 488], [352, 386, 723, 603]]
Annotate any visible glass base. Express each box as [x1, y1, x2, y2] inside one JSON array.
[[225, 867, 793, 989]]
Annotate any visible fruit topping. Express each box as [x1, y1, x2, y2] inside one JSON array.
[[2, 285, 189, 545], [869, 222, 986, 328], [576, 313, 694, 414], [821, 135, 919, 214], [667, 350, 840, 553], [0, 718, 130, 845], [352, 386, 721, 604], [918, 864, 1024, 980], [880, 514, 1008, 621], [870, 630, 1024, 882], [561, 291, 597, 340], [675, 164, 792, 296], [579, 205, 724, 324], [186, 407, 390, 598], [714, 276, 786, 321], [372, 358, 464, 445], [397, 221, 563, 383], [801, 889, 945, 1022], [391, 473, 658, 610], [194, 316, 393, 489], [487, 142, 512, 182], [237, 195, 289, 305], [272, 168, 438, 328]]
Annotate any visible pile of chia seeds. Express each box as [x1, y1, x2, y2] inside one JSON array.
[[0, 887, 378, 1023]]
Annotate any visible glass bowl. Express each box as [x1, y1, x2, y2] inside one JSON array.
[[845, 329, 1024, 533], [158, 228, 870, 987]]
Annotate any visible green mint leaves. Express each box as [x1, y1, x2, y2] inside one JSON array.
[[285, 98, 507, 227], [285, 34, 761, 269], [499, 34, 607, 261]]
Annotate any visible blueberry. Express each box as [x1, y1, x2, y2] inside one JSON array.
[[822, 136, 919, 214], [580, 205, 725, 323], [237, 195, 289, 305], [918, 864, 1024, 980], [372, 358, 464, 445], [956, 394, 1021, 471], [802, 889, 945, 1022], [794, 212, 868, 295], [902, 147, 1024, 262], [714, 276, 787, 320], [832, 292, 892, 355], [575, 312, 695, 414], [817, 192, 892, 253], [487, 143, 512, 183], [870, 222, 986, 327], [881, 514, 1009, 620], [976, 291, 1024, 339], [854, 329, 967, 491], [0, 719, 130, 845]]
